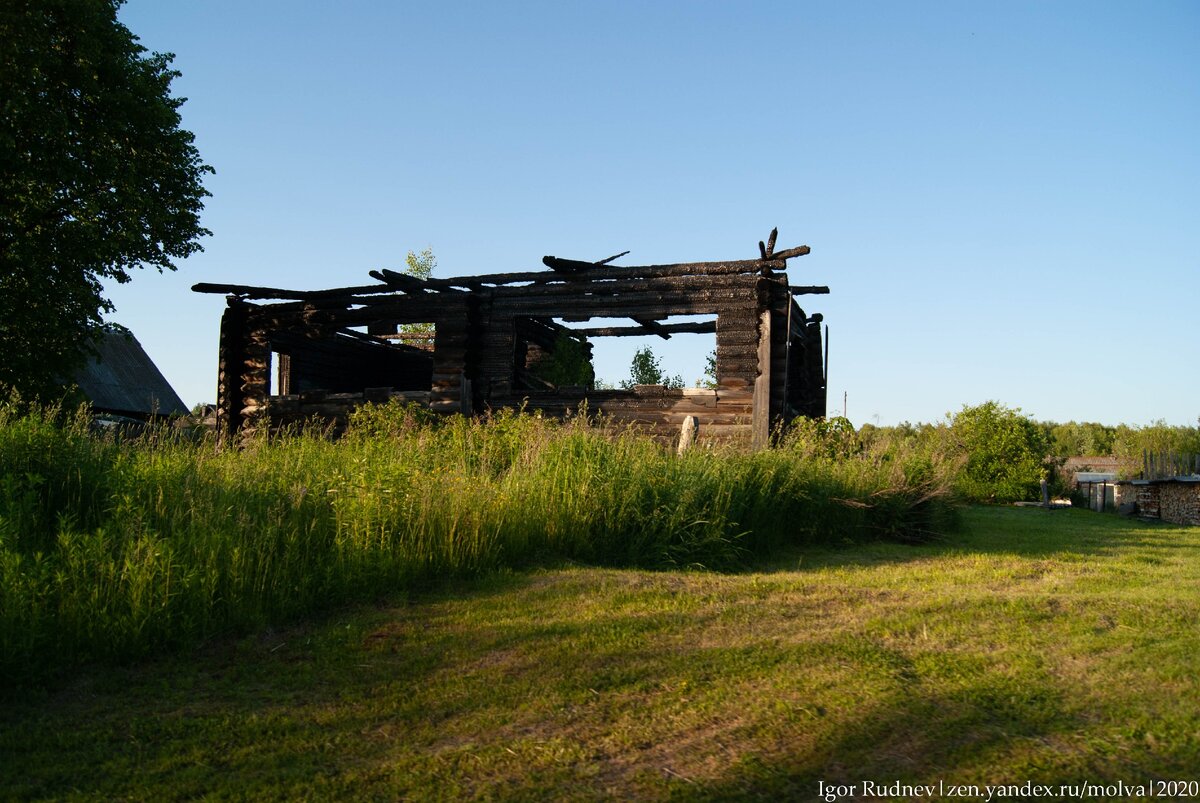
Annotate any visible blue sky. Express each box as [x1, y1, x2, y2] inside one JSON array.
[[111, 1, 1199, 426]]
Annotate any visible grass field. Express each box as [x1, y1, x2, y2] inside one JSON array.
[[0, 404, 955, 684], [2, 506, 1197, 801]]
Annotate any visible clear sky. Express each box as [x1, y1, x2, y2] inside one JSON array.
[[110, 1, 1199, 427]]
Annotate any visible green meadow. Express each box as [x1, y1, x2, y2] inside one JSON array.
[[3, 507, 1198, 800], [2, 404, 1198, 799], [0, 402, 953, 685]]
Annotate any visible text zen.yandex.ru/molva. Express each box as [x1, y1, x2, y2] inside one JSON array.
[[817, 779, 1199, 801]]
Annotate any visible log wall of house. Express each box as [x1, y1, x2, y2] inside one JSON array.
[[204, 238, 827, 448]]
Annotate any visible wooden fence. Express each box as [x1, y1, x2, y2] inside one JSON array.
[[1143, 451, 1200, 480]]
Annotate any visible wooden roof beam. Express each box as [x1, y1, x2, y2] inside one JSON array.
[[570, 320, 717, 337], [192, 281, 394, 300], [630, 316, 672, 340]]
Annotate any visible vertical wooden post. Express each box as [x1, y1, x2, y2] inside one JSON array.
[[677, 414, 698, 455], [782, 296, 793, 423], [215, 298, 269, 443], [216, 299, 250, 443], [752, 308, 772, 451]]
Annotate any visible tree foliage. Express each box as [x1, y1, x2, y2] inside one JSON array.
[[1044, 421, 1117, 458], [696, 349, 718, 389], [619, 346, 683, 390], [950, 401, 1049, 503], [529, 333, 595, 388], [397, 247, 436, 340], [0, 0, 213, 399], [403, 247, 436, 281]]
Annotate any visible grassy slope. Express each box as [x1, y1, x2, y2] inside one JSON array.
[[2, 507, 1198, 801]]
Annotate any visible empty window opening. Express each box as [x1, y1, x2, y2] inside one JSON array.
[[270, 324, 435, 395], [514, 317, 593, 390], [552, 314, 717, 391]]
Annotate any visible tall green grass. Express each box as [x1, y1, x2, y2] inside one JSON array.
[[0, 401, 957, 683]]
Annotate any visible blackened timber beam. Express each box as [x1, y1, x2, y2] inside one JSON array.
[[595, 250, 630, 265], [369, 268, 467, 294], [488, 272, 761, 300], [193, 281, 397, 300], [751, 308, 772, 451], [195, 258, 794, 302], [631, 316, 672, 340], [530, 258, 785, 284], [789, 285, 830, 295], [771, 245, 810, 261], [570, 320, 717, 337]]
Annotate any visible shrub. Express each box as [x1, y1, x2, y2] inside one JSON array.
[[949, 402, 1049, 503]]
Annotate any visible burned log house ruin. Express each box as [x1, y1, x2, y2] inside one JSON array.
[[194, 229, 829, 449]]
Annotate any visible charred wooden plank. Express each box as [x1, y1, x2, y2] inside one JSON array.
[[595, 250, 630, 265], [771, 245, 810, 261], [629, 316, 672, 340], [193, 281, 397, 300], [570, 320, 716, 337], [488, 272, 760, 300], [751, 309, 772, 451], [544, 256, 595, 274]]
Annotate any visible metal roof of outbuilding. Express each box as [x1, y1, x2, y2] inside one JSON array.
[[72, 330, 188, 417]]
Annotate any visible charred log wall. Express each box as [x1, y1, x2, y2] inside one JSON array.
[[207, 234, 827, 447]]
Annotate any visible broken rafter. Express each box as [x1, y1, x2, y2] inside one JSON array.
[[197, 258, 790, 303], [370, 269, 433, 292], [544, 250, 630, 273], [770, 245, 810, 261], [595, 250, 630, 266], [192, 281, 394, 300], [571, 320, 717, 337], [539, 256, 780, 281], [630, 316, 672, 340], [545, 256, 595, 274], [755, 227, 814, 264], [758, 227, 780, 260], [789, 285, 830, 295]]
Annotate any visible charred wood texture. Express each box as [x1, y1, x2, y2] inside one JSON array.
[[572, 320, 716, 337], [197, 229, 828, 449]]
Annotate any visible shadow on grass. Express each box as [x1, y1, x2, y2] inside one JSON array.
[[687, 680, 1078, 800], [748, 505, 1196, 575], [4, 521, 1197, 800]]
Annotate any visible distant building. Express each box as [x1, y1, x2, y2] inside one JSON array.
[[71, 330, 188, 420], [1058, 456, 1135, 512]]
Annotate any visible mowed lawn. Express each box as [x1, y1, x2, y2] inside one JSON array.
[[2, 507, 1198, 801]]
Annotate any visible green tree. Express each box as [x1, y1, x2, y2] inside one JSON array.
[[1046, 421, 1117, 457], [403, 247, 436, 281], [0, 0, 213, 400], [695, 349, 717, 389], [1112, 420, 1200, 464], [529, 332, 594, 388], [950, 401, 1049, 503], [397, 247, 436, 341], [619, 346, 683, 390]]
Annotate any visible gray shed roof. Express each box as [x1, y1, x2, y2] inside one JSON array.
[[72, 330, 188, 417]]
